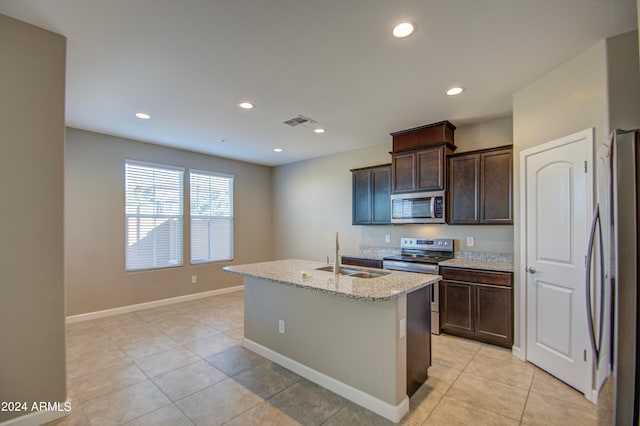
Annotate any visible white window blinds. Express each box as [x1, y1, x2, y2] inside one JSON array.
[[190, 171, 234, 263], [125, 161, 184, 271]]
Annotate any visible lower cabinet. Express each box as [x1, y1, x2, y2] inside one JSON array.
[[440, 267, 513, 347]]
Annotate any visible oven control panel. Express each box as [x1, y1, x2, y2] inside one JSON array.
[[400, 238, 453, 252]]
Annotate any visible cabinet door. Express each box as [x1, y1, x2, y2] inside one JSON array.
[[371, 166, 391, 224], [480, 149, 513, 224], [392, 152, 415, 192], [352, 169, 372, 224], [448, 154, 480, 224], [440, 280, 474, 337], [416, 146, 445, 191], [475, 284, 513, 346]]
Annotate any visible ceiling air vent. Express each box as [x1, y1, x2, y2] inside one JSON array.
[[283, 115, 317, 127]]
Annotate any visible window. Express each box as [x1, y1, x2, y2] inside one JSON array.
[[190, 171, 234, 263], [125, 161, 184, 271]]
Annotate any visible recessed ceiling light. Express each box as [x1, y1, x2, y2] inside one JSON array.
[[273, 148, 283, 153], [446, 87, 464, 96], [238, 101, 255, 110], [314, 128, 326, 134], [392, 22, 415, 38], [135, 112, 151, 119]]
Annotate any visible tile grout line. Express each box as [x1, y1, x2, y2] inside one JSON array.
[[65, 301, 240, 425], [519, 367, 536, 425], [420, 344, 481, 424], [437, 343, 528, 423]]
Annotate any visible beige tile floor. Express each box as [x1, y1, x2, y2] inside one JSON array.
[[48, 291, 614, 425]]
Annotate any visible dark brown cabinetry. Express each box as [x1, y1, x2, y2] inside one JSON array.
[[392, 145, 450, 193], [351, 164, 391, 225], [391, 121, 456, 152], [341, 256, 383, 269], [406, 285, 431, 396], [448, 146, 513, 224], [440, 267, 513, 348], [390, 121, 457, 194]]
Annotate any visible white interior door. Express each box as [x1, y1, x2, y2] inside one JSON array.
[[523, 129, 593, 397]]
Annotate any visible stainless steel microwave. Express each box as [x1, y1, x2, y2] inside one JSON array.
[[391, 191, 445, 224]]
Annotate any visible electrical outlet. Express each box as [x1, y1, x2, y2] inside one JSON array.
[[466, 237, 474, 247], [385, 234, 391, 243], [278, 320, 285, 334], [191, 275, 197, 284]]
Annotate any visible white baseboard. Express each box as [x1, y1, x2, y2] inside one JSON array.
[[243, 338, 409, 423], [0, 400, 71, 426], [66, 286, 244, 323], [511, 345, 525, 361]]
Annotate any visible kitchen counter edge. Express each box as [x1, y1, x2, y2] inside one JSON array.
[[438, 258, 514, 273], [223, 259, 440, 301]]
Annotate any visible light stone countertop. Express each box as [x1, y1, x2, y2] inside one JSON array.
[[223, 259, 440, 301], [438, 258, 514, 273]]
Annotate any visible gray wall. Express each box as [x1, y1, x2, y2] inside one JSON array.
[[607, 31, 640, 131], [512, 30, 640, 353], [244, 276, 406, 405], [513, 40, 608, 354], [273, 117, 515, 261], [65, 128, 273, 315], [0, 15, 66, 422]]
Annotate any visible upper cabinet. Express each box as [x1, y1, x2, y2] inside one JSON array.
[[352, 164, 391, 225], [448, 146, 513, 225], [390, 121, 457, 194], [392, 145, 448, 192]]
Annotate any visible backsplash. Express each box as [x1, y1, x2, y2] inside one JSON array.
[[359, 225, 514, 255], [454, 251, 513, 263], [358, 245, 401, 256], [356, 245, 513, 264]]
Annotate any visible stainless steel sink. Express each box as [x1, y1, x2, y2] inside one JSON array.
[[314, 266, 388, 279], [348, 271, 386, 278]]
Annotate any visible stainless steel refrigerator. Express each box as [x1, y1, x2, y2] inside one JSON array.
[[601, 129, 640, 425]]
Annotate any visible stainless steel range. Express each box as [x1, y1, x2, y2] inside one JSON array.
[[383, 238, 454, 335]]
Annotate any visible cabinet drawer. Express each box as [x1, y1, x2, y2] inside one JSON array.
[[341, 257, 383, 269], [440, 267, 513, 287]]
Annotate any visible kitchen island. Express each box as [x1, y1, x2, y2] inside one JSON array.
[[223, 259, 440, 423]]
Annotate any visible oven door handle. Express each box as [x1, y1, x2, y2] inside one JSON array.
[[383, 261, 439, 274]]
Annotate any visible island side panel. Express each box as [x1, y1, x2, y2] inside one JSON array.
[[406, 285, 431, 396], [243, 276, 407, 406]]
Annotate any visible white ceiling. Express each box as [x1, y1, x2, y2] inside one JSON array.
[[1, 1, 637, 166]]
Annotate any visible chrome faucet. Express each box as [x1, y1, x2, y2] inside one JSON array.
[[333, 232, 340, 275]]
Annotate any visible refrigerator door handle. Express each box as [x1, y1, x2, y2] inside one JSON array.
[[585, 203, 605, 364]]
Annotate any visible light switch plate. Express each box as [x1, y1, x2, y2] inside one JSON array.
[[385, 234, 391, 243], [399, 318, 406, 338]]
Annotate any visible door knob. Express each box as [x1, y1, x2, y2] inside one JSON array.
[[527, 267, 537, 273]]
